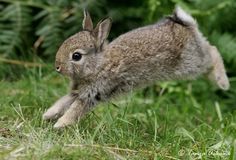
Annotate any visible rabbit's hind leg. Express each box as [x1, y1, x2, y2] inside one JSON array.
[[43, 94, 75, 120], [207, 46, 230, 90]]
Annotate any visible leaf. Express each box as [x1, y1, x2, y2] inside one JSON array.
[[0, 3, 33, 57]]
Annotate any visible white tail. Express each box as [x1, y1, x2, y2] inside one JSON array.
[[174, 6, 197, 26]]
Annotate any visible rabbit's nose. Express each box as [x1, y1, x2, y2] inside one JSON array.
[[56, 66, 61, 72]]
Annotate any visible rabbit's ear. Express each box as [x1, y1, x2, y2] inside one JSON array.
[[82, 10, 93, 31], [94, 18, 112, 48]]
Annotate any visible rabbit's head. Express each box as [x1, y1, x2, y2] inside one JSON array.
[[55, 11, 112, 79]]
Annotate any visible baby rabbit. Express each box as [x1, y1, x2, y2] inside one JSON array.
[[43, 6, 229, 128]]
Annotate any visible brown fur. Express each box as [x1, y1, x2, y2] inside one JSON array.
[[43, 7, 229, 128]]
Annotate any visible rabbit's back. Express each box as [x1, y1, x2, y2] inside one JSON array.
[[108, 19, 190, 58], [102, 18, 209, 85]]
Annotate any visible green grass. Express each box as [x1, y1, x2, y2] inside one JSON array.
[[0, 66, 235, 160]]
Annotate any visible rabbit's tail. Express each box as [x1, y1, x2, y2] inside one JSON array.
[[172, 6, 197, 27]]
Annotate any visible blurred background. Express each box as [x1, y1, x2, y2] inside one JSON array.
[[0, 0, 235, 106], [0, 1, 236, 159]]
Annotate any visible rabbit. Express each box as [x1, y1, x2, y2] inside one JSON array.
[[43, 6, 230, 129]]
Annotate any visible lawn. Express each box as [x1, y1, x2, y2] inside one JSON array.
[[0, 0, 236, 159], [0, 65, 235, 159]]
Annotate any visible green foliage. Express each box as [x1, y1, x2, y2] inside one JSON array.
[[0, 72, 235, 159], [209, 32, 236, 71], [0, 2, 32, 58], [0, 0, 235, 114], [0, 0, 148, 60], [0, 1, 236, 159], [0, 0, 236, 76]]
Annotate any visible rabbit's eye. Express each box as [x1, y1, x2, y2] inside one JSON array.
[[72, 52, 82, 61]]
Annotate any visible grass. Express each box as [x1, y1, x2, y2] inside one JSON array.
[[0, 65, 235, 160]]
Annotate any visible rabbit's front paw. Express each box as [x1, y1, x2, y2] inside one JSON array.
[[43, 95, 75, 120], [43, 108, 61, 120], [53, 115, 76, 129]]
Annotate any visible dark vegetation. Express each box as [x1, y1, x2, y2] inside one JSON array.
[[0, 0, 235, 159]]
